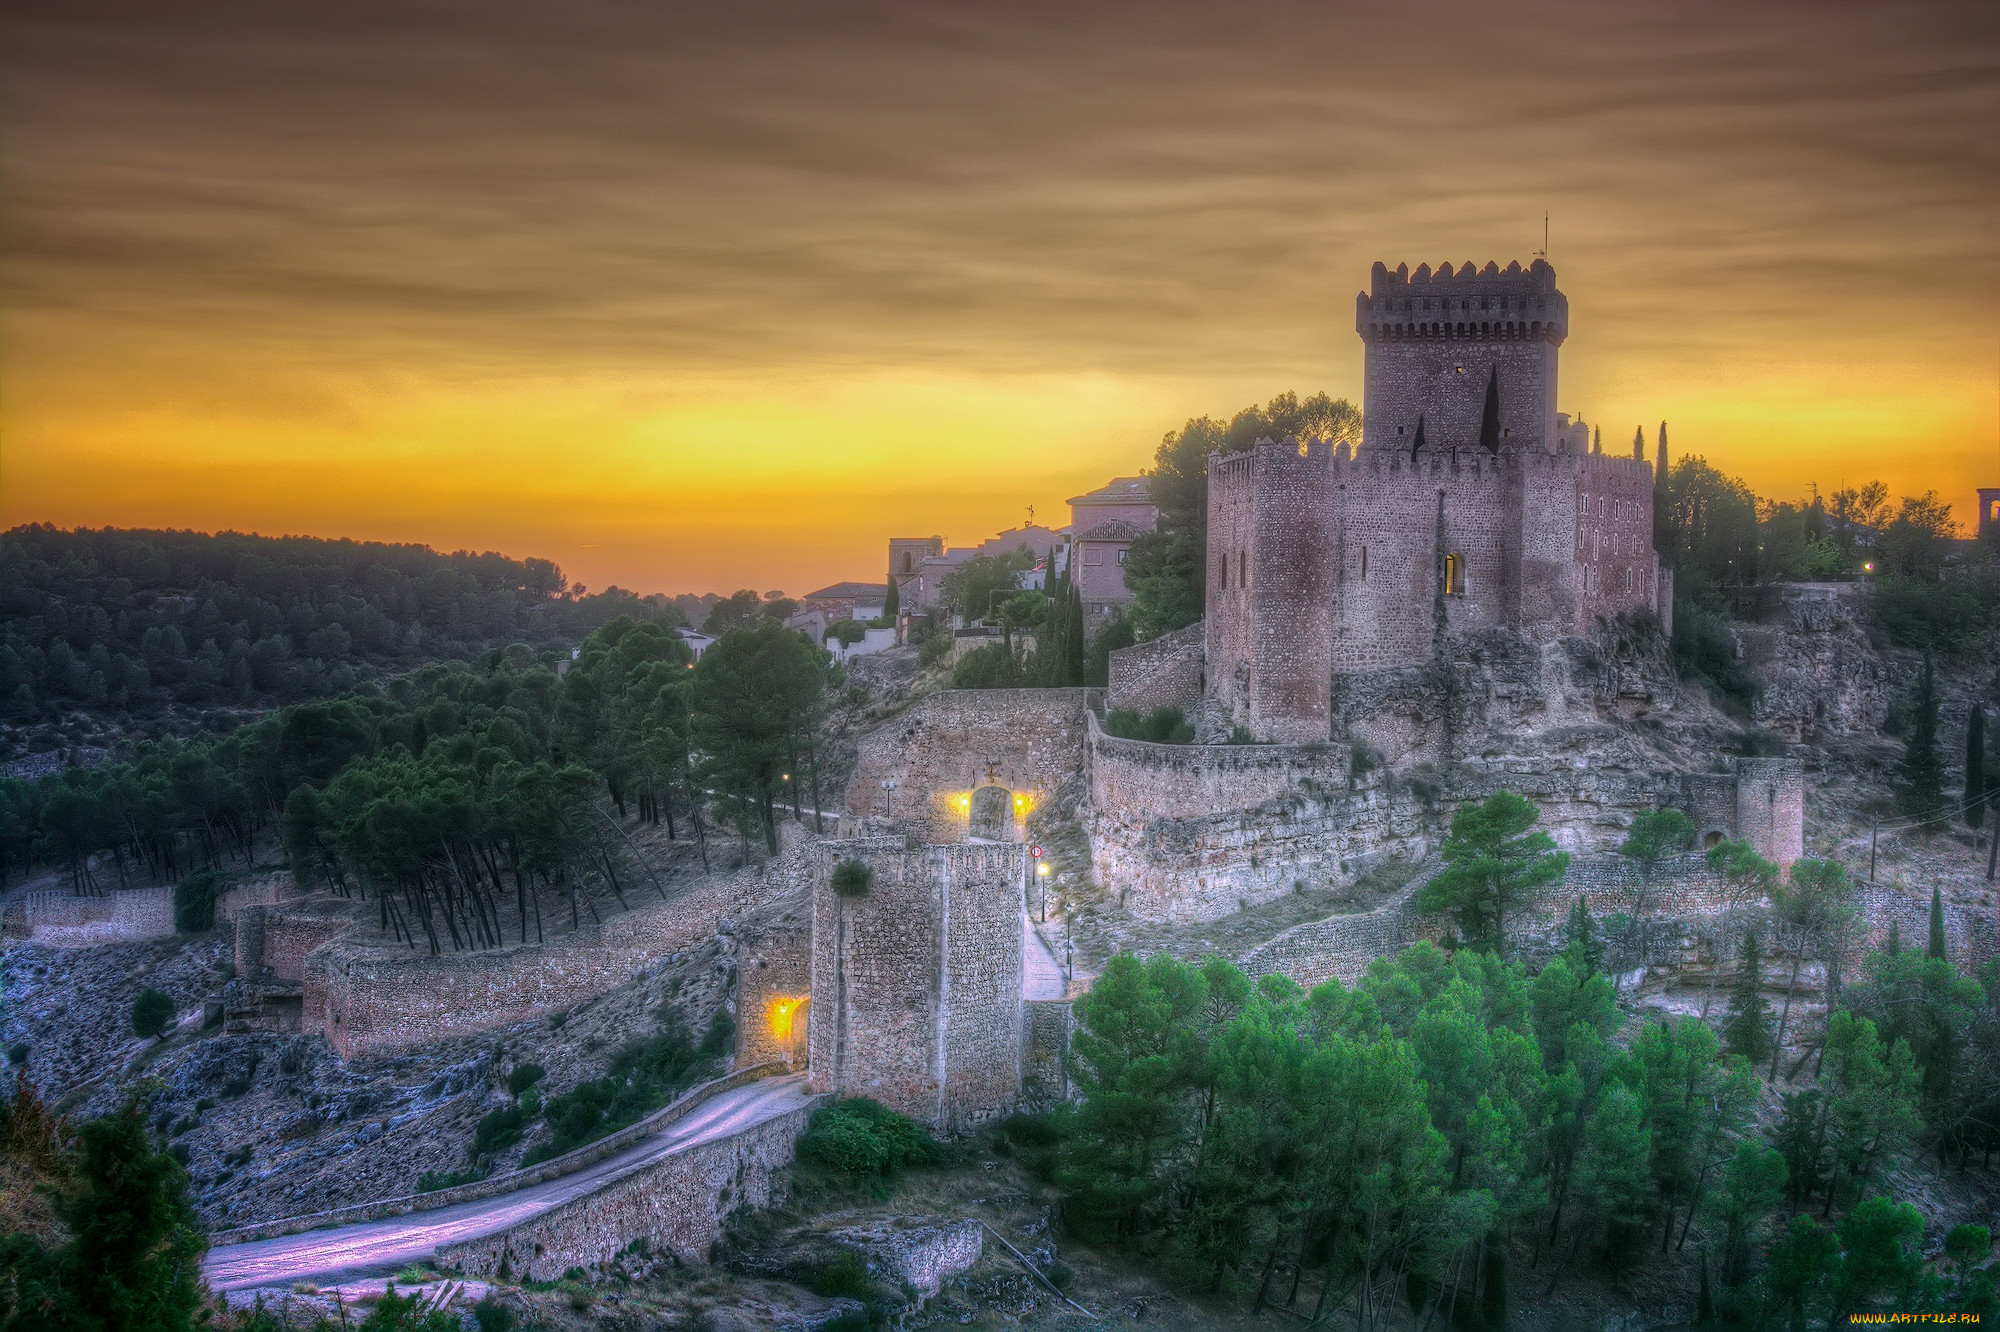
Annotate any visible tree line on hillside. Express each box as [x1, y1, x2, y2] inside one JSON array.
[[1110, 394, 1994, 668], [0, 615, 839, 951], [0, 525, 706, 733], [1021, 795, 2000, 1326]]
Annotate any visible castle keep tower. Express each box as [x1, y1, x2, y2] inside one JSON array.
[[1356, 260, 1566, 454]]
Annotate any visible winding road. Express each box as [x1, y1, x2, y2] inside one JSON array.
[[203, 1073, 816, 1291]]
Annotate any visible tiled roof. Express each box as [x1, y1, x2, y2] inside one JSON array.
[[803, 581, 888, 601], [1073, 519, 1148, 543], [1068, 476, 1153, 507]]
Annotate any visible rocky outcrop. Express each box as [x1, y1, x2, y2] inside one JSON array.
[[1739, 584, 1891, 740]]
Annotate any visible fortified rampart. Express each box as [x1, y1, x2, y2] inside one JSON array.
[[435, 1096, 821, 1280], [841, 688, 1096, 841], [230, 835, 820, 1061], [808, 839, 1024, 1130], [6, 885, 175, 947]]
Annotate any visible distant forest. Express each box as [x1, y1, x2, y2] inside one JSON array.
[[0, 526, 705, 742]]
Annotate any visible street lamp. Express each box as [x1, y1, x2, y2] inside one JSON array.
[[879, 778, 897, 819]]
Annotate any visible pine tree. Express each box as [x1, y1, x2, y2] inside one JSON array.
[[1900, 655, 1944, 815], [1928, 887, 1948, 961], [883, 576, 899, 619], [1968, 705, 1986, 829], [1723, 930, 1773, 1065]]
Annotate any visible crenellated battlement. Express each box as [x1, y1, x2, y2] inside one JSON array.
[[1356, 261, 1568, 347]]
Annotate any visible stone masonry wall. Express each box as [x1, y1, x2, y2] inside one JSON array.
[[236, 905, 351, 984], [1022, 1000, 1073, 1105], [435, 1098, 820, 1280], [808, 839, 1023, 1130], [302, 834, 819, 1060], [1106, 621, 1205, 714], [1087, 709, 1348, 819], [1574, 453, 1659, 627], [1249, 439, 1338, 741], [733, 911, 812, 1070], [1356, 259, 1565, 455], [938, 843, 1027, 1128], [18, 885, 175, 946], [840, 688, 1095, 841]]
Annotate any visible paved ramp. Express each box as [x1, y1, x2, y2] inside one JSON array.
[[204, 1073, 815, 1291]]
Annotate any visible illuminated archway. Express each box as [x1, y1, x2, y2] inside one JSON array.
[[969, 785, 1013, 840]]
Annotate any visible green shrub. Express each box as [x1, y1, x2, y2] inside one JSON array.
[[951, 641, 1021, 689], [793, 1252, 874, 1300], [472, 1297, 517, 1332], [415, 1168, 483, 1194], [831, 859, 873, 898], [130, 988, 176, 1040], [999, 1112, 1060, 1149], [357, 1282, 458, 1331], [471, 1105, 528, 1159], [796, 1098, 943, 1178], [1671, 600, 1754, 708], [172, 867, 225, 933], [1105, 706, 1193, 744], [918, 631, 952, 668], [1871, 570, 1998, 656], [507, 1063, 545, 1097]]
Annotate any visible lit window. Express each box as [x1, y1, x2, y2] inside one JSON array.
[[1116, 549, 1127, 565], [1445, 554, 1466, 596]]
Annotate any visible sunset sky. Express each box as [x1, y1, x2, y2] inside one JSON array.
[[2, 0, 1994, 597]]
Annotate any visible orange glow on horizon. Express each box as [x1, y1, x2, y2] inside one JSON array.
[[0, 2, 1990, 588]]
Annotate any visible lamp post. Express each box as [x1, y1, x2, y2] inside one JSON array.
[[878, 779, 897, 820]]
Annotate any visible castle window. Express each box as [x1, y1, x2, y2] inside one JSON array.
[[1217, 554, 1228, 590], [1239, 551, 1248, 587], [902, 552, 913, 572], [1444, 553, 1466, 595], [1360, 546, 1368, 579]]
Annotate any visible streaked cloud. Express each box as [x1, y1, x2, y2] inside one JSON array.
[[3, 0, 1993, 593]]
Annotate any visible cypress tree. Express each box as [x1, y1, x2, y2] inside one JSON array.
[[1968, 705, 1986, 829], [883, 576, 899, 619], [1065, 583, 1086, 685], [1928, 887, 1948, 961], [1478, 370, 1502, 454], [1885, 920, 1902, 954], [1723, 930, 1773, 1065], [1900, 656, 1945, 815], [1697, 1249, 1715, 1325], [1565, 894, 1603, 977]]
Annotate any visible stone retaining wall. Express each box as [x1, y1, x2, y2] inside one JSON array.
[[1239, 853, 1999, 991], [435, 1097, 822, 1280]]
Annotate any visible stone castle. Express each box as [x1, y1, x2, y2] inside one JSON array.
[[1206, 259, 1669, 742], [214, 258, 1873, 1139]]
